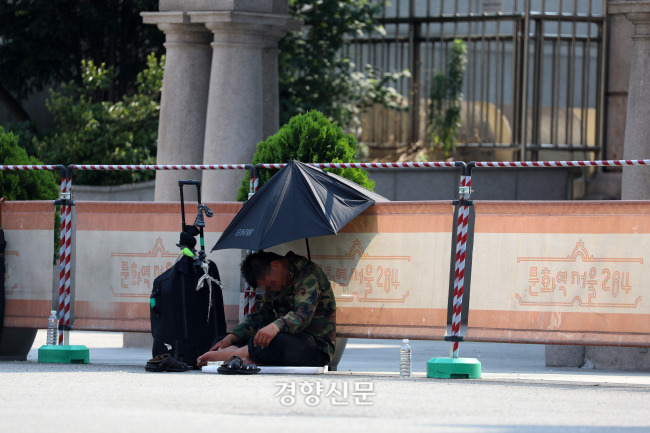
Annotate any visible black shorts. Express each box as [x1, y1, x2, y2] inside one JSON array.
[[215, 332, 328, 367]]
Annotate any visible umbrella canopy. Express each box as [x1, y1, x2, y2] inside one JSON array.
[[212, 160, 387, 252]]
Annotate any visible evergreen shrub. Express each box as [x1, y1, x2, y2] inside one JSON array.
[[236, 111, 375, 201]]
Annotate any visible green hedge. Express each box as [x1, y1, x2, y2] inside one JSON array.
[[0, 126, 59, 201], [1, 126, 60, 259]]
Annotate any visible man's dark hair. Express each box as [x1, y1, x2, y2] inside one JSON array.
[[240, 251, 284, 288]]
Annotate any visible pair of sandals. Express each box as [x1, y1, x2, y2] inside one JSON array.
[[145, 354, 259, 374], [145, 354, 193, 372], [217, 356, 260, 375]]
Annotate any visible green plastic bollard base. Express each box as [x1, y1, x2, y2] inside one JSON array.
[[427, 357, 481, 379], [38, 345, 90, 364]]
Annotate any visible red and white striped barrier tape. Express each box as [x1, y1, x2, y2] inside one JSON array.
[[0, 165, 60, 171], [71, 164, 249, 170], [5, 160, 648, 171], [473, 159, 650, 168], [259, 161, 457, 169], [450, 174, 471, 359]]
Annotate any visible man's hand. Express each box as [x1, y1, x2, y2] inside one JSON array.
[[209, 334, 239, 351], [254, 323, 280, 348]]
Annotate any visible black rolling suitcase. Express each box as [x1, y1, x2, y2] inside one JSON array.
[[149, 180, 226, 368]]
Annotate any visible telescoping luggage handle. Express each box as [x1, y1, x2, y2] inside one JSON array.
[[179, 180, 213, 261]]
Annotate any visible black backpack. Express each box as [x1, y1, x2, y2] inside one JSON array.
[[150, 255, 226, 367]]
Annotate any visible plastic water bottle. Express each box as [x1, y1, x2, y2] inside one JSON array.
[[400, 338, 412, 378], [47, 310, 58, 345]]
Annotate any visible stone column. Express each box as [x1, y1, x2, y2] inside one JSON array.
[[262, 46, 281, 140], [142, 13, 213, 202], [563, 1, 650, 372], [606, 9, 634, 162], [189, 9, 299, 202], [610, 2, 650, 199]]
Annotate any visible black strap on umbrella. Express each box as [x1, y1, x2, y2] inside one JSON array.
[[305, 238, 311, 261]]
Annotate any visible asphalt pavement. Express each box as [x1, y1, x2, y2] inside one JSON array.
[[0, 330, 648, 433]]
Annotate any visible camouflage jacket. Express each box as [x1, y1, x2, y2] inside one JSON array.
[[230, 251, 337, 362]]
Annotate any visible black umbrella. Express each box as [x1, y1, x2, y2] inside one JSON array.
[[211, 160, 387, 257]]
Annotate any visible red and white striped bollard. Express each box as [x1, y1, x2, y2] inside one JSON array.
[[450, 173, 471, 358], [57, 172, 73, 345]]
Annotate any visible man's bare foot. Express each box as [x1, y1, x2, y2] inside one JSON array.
[[196, 347, 238, 367], [217, 345, 238, 351], [241, 356, 258, 366], [197, 345, 250, 367]]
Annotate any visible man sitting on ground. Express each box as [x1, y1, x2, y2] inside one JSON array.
[[196, 251, 336, 368]]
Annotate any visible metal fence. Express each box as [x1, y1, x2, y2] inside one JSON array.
[[343, 0, 606, 161]]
